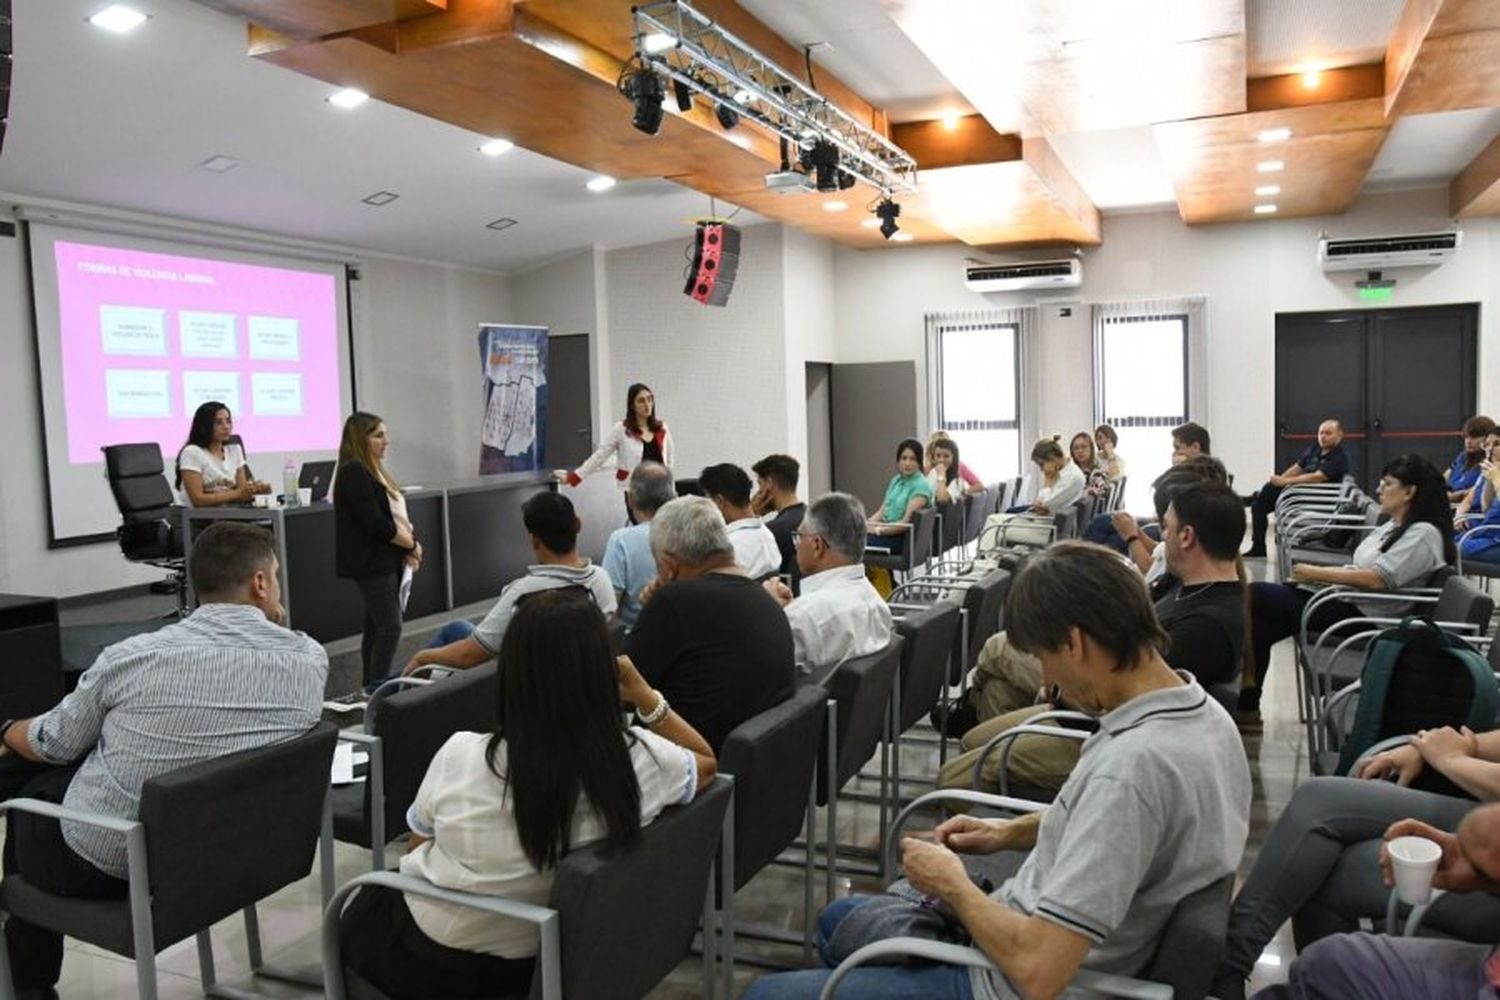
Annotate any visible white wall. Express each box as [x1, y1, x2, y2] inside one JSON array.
[[510, 248, 612, 441], [833, 187, 1500, 487], [603, 223, 790, 478], [781, 225, 838, 467], [0, 218, 512, 598]]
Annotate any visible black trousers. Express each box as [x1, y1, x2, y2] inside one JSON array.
[[1248, 583, 1363, 686], [2, 765, 129, 990], [339, 883, 534, 998], [354, 572, 404, 687], [1249, 481, 1286, 551]]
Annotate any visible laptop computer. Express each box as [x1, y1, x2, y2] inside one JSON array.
[[299, 460, 337, 503]]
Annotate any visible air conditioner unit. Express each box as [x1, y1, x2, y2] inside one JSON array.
[[964, 258, 1082, 292], [1317, 231, 1461, 271]]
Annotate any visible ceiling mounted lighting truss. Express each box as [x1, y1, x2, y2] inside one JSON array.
[[632, 0, 918, 196]]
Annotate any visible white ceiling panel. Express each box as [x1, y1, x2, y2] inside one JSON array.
[[1246, 0, 1402, 77], [1364, 106, 1500, 191], [1048, 126, 1178, 211]]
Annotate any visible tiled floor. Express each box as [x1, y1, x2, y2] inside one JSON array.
[[24, 555, 1313, 998]]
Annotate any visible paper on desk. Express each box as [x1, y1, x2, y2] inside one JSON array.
[[331, 742, 355, 784], [399, 565, 413, 613]]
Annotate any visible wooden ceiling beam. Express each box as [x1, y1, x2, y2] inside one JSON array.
[[1385, 0, 1500, 117], [1247, 64, 1384, 112], [1451, 134, 1500, 216], [196, 0, 446, 40], [890, 116, 1021, 170]]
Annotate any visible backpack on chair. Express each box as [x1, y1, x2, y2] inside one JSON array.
[[1335, 618, 1499, 793]]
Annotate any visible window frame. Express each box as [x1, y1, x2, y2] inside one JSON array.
[[931, 320, 1023, 476], [1093, 311, 1190, 429]]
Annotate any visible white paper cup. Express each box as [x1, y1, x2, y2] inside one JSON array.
[[253, 494, 271, 508], [297, 487, 313, 506], [1388, 835, 1442, 905]]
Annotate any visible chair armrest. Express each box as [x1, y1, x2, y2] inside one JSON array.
[[322, 869, 561, 1000], [819, 937, 1171, 1000], [407, 665, 455, 681], [985, 725, 1092, 797], [965, 710, 1097, 793], [1350, 734, 1413, 775], [0, 797, 141, 834], [885, 789, 1045, 876]]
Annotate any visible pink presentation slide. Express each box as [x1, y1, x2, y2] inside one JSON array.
[[54, 240, 343, 464]]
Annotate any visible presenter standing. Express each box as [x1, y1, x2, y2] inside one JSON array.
[[334, 412, 419, 688], [566, 383, 675, 522], [175, 401, 271, 506]]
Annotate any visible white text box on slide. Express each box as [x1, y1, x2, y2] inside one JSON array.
[[182, 371, 241, 415], [179, 311, 238, 359], [248, 316, 301, 361], [252, 372, 303, 417], [105, 369, 172, 419], [99, 305, 167, 357]]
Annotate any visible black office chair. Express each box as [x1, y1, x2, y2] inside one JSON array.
[[101, 443, 186, 611], [0, 723, 338, 1000]]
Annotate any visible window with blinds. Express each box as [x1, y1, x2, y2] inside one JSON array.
[[1094, 311, 1190, 509], [932, 320, 1021, 482]]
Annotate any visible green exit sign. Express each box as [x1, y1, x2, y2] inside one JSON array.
[[1359, 286, 1394, 301]]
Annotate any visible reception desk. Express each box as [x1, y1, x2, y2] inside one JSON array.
[[181, 472, 555, 643]]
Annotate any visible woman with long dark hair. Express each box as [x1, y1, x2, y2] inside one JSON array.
[[334, 411, 418, 688], [566, 383, 675, 520], [175, 400, 270, 506], [338, 590, 715, 997], [866, 438, 935, 557], [1242, 453, 1454, 711], [926, 437, 966, 504], [1070, 431, 1110, 499]]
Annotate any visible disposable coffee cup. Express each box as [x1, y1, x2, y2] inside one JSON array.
[[554, 469, 571, 481], [297, 487, 313, 506], [1388, 835, 1442, 905], [253, 494, 271, 509]]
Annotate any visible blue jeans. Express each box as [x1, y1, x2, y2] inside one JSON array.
[[428, 619, 475, 648], [1252, 932, 1494, 999], [742, 897, 977, 1000], [1082, 514, 1157, 553]]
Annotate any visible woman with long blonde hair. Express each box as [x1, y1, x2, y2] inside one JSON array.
[[334, 412, 419, 687]]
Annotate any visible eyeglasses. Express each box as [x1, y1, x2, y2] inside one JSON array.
[[793, 530, 820, 546]]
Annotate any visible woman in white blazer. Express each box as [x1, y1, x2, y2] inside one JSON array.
[[566, 383, 675, 519]]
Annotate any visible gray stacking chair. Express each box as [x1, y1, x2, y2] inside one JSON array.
[[865, 506, 937, 581], [0, 723, 338, 1000], [888, 598, 963, 789], [322, 777, 735, 1000], [333, 664, 500, 869]]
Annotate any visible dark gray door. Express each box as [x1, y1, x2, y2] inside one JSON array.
[[1275, 305, 1477, 492], [1275, 313, 1368, 482], [545, 334, 592, 469], [805, 363, 832, 499], [1369, 305, 1477, 478], [830, 361, 918, 517]]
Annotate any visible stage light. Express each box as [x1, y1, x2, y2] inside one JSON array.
[[622, 69, 665, 135], [672, 78, 692, 113], [801, 140, 841, 192], [716, 102, 739, 130], [874, 197, 901, 240]]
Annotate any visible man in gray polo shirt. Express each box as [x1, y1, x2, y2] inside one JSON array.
[[743, 541, 1251, 1000]]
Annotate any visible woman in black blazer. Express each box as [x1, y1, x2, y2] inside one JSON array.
[[334, 412, 419, 687]]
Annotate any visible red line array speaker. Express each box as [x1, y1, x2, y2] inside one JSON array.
[[0, 0, 10, 158], [683, 222, 741, 307]]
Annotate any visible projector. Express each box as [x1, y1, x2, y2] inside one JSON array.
[[764, 170, 814, 194]]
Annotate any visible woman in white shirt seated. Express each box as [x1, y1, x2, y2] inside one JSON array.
[[174, 400, 270, 506], [337, 589, 716, 998], [1009, 436, 1086, 514]]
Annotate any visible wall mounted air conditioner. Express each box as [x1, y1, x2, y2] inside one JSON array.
[[964, 258, 1082, 292], [1317, 231, 1461, 271]]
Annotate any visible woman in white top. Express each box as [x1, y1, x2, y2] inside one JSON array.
[[175, 401, 271, 506], [1020, 436, 1086, 514], [337, 589, 716, 997], [1095, 423, 1126, 480], [926, 437, 968, 505], [567, 383, 675, 520], [1070, 431, 1112, 500]]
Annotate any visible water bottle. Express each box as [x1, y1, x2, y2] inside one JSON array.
[[283, 458, 298, 505]]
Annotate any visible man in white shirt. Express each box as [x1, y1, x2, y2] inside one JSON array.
[[700, 463, 782, 580], [764, 492, 893, 677], [403, 492, 616, 675]]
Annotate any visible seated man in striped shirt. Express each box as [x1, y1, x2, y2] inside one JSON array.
[[0, 521, 327, 996]]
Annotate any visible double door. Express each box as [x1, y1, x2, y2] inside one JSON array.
[[1274, 304, 1477, 491]]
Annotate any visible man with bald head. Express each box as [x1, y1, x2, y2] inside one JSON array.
[[1258, 802, 1500, 998], [1244, 418, 1350, 558]]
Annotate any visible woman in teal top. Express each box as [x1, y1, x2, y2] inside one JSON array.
[[867, 438, 935, 556]]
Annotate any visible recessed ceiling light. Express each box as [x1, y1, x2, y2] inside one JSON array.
[[1301, 70, 1322, 89], [823, 201, 848, 212], [941, 111, 962, 131], [197, 155, 240, 174], [1257, 160, 1285, 173], [1257, 127, 1292, 143], [485, 218, 518, 232], [641, 32, 676, 54], [361, 191, 399, 206], [328, 88, 370, 110], [1254, 184, 1281, 197], [1254, 203, 1278, 215], [860, 218, 881, 229], [890, 232, 914, 242], [88, 5, 148, 33], [586, 175, 616, 193], [479, 138, 514, 157]]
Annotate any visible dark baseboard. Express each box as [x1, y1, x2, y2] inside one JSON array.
[[57, 582, 164, 611]]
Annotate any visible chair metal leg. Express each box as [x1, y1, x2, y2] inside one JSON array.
[[803, 769, 816, 965], [720, 792, 736, 1000], [0, 911, 16, 1000], [825, 701, 838, 908], [702, 872, 717, 999]]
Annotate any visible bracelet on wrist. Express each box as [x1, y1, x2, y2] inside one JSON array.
[[1125, 534, 1141, 546], [636, 690, 669, 727]]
